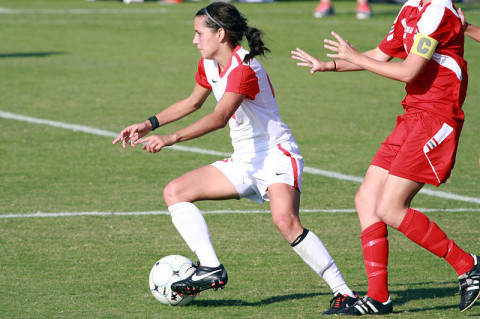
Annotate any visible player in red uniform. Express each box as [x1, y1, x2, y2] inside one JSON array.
[[458, 8, 480, 168], [292, 0, 479, 315], [459, 8, 480, 44], [114, 3, 357, 314]]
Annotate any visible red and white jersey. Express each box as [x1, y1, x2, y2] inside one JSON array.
[[378, 0, 467, 127], [195, 46, 297, 157]]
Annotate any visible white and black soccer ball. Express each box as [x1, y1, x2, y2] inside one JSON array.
[[149, 255, 196, 306]]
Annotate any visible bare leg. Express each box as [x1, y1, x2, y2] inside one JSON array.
[[354, 165, 393, 303], [268, 183, 354, 297], [267, 183, 302, 243], [164, 165, 239, 206]]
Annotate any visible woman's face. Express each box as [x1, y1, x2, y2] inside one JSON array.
[[193, 16, 221, 60]]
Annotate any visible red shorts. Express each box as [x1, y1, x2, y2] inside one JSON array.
[[371, 111, 462, 186]]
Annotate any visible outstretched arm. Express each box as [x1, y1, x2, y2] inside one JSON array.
[[324, 31, 430, 83], [112, 83, 211, 148], [292, 45, 391, 73], [459, 8, 480, 43], [135, 92, 244, 153]]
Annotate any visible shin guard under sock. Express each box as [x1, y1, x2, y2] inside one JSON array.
[[169, 202, 220, 267], [292, 229, 354, 297], [398, 208, 473, 276], [362, 221, 389, 302]]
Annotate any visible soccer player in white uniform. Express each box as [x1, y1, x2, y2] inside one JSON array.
[[293, 0, 479, 315], [113, 2, 356, 313]]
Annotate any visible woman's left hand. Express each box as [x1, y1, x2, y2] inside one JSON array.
[[135, 134, 176, 153], [324, 31, 360, 64]]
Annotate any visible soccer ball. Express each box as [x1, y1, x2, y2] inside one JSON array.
[[149, 255, 196, 306]]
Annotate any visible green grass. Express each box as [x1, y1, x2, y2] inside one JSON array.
[[1, 0, 480, 318]]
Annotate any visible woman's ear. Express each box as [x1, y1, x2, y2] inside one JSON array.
[[217, 28, 227, 42]]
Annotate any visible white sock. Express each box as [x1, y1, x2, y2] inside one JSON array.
[[292, 230, 354, 297], [169, 202, 220, 267]]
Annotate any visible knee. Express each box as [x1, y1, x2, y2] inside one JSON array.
[[355, 184, 384, 227], [374, 199, 391, 221], [355, 185, 372, 213], [355, 188, 391, 223], [272, 214, 292, 233], [375, 200, 407, 228], [271, 213, 302, 242], [163, 179, 185, 206]]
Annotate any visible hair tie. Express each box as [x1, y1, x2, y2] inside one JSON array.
[[205, 7, 225, 29]]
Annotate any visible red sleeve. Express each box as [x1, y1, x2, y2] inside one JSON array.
[[195, 58, 212, 90], [225, 65, 260, 100], [378, 12, 408, 59], [420, 5, 462, 50]]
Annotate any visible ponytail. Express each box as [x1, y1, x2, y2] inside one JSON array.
[[244, 26, 270, 63], [197, 3, 270, 63]]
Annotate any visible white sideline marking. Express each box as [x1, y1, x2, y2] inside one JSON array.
[[2, 110, 480, 205], [2, 208, 480, 219], [303, 166, 364, 183], [0, 7, 169, 14]]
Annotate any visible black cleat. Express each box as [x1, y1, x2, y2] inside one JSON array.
[[336, 295, 393, 316], [171, 264, 228, 296], [323, 292, 358, 315], [459, 254, 480, 312]]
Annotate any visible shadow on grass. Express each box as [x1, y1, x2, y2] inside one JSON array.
[[361, 281, 480, 314], [192, 292, 325, 307], [190, 281, 480, 314], [0, 51, 66, 58], [390, 282, 457, 313]]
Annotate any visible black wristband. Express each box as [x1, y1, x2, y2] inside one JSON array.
[[148, 116, 160, 131], [332, 60, 337, 72]]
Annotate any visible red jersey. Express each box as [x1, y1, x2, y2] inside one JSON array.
[[378, 0, 467, 127]]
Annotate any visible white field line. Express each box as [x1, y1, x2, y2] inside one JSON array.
[[2, 110, 480, 205], [2, 208, 480, 219], [0, 7, 169, 14]]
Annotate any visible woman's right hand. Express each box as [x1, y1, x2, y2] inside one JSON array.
[[291, 48, 330, 73], [112, 121, 151, 148], [458, 8, 466, 29]]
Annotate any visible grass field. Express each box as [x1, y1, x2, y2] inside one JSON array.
[[1, 0, 480, 318]]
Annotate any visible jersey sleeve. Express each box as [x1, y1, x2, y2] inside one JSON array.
[[378, 15, 408, 59], [418, 2, 459, 46], [225, 65, 260, 100], [195, 58, 212, 90]]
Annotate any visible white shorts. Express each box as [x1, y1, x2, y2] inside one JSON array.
[[210, 142, 304, 203]]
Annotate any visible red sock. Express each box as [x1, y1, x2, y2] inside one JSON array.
[[398, 208, 473, 275], [362, 221, 389, 302]]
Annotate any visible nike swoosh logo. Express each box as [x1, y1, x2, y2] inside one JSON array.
[[191, 269, 222, 281], [276, 173, 285, 175], [212, 80, 218, 83]]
